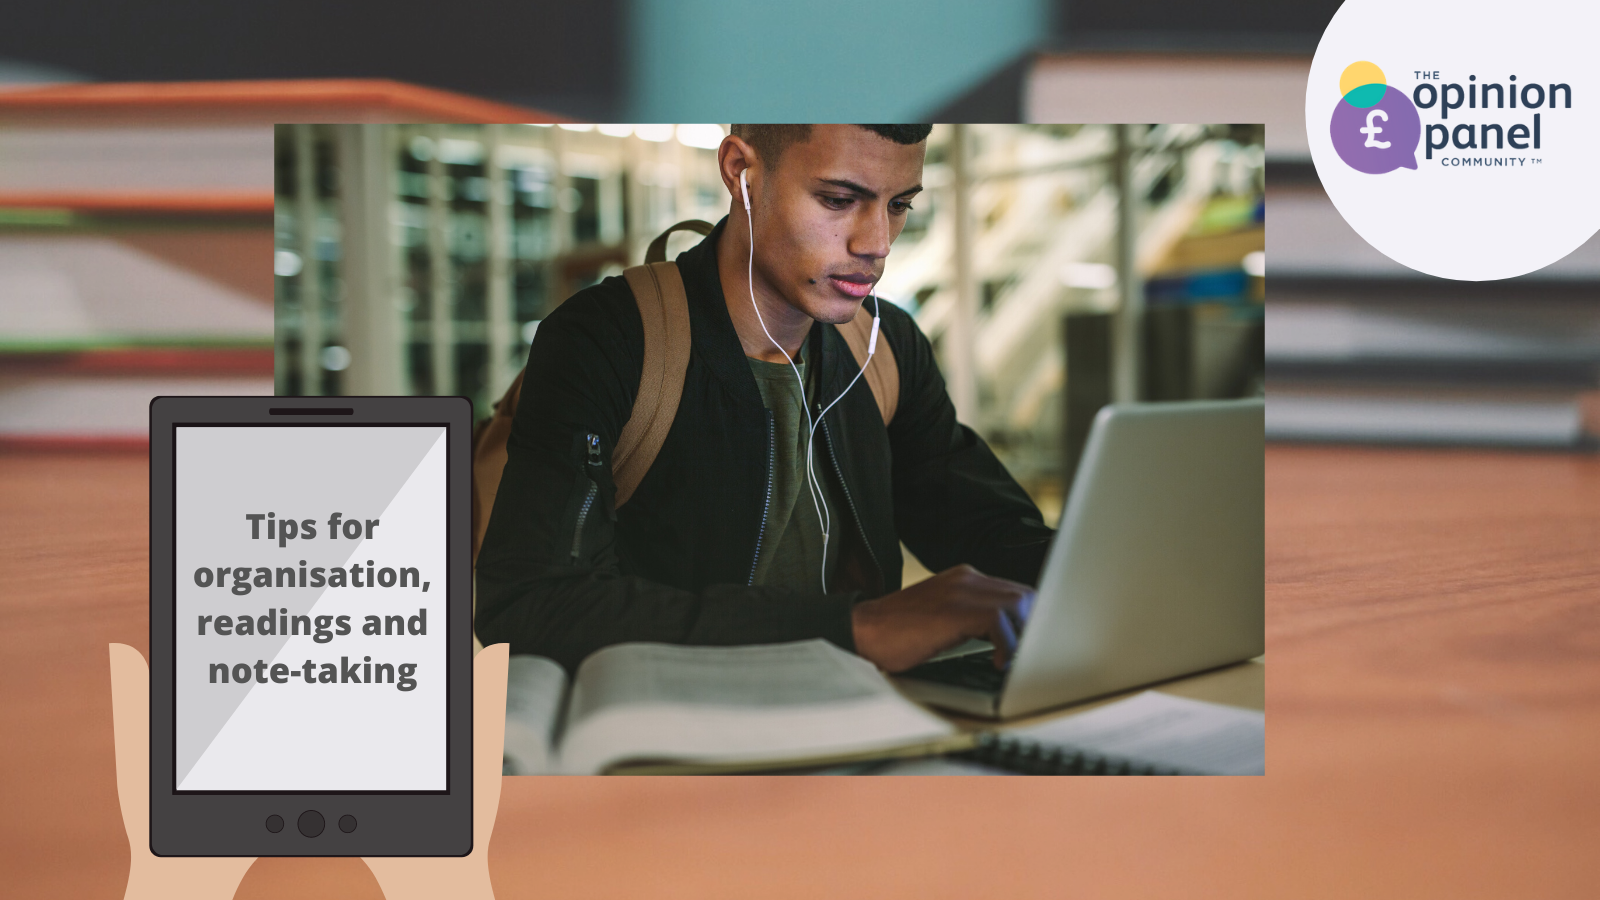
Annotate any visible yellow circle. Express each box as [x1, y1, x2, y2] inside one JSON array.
[[1340, 61, 1386, 97]]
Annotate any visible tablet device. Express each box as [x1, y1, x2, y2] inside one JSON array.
[[149, 396, 473, 856]]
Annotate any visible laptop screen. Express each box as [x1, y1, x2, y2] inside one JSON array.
[[170, 423, 449, 793]]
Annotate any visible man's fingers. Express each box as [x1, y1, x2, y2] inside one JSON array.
[[962, 586, 1035, 630], [1003, 590, 1035, 636], [937, 575, 1031, 669], [875, 569, 1038, 671], [988, 609, 1019, 670]]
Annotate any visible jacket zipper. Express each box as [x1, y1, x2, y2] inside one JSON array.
[[746, 410, 776, 585], [570, 433, 602, 564], [820, 417, 882, 592]]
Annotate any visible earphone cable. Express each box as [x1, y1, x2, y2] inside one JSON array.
[[742, 169, 881, 594], [743, 178, 832, 590]]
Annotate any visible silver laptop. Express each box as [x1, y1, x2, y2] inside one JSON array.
[[894, 398, 1264, 719]]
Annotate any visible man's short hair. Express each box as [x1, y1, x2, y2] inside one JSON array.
[[730, 124, 934, 170]]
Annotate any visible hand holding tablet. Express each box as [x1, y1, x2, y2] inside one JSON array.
[[110, 642, 508, 898], [362, 642, 507, 900], [139, 397, 480, 870]]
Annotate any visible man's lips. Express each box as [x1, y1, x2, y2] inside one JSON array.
[[826, 275, 876, 298]]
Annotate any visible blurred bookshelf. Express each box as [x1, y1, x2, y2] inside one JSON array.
[[1266, 160, 1600, 448], [272, 123, 728, 414], [0, 80, 556, 450]]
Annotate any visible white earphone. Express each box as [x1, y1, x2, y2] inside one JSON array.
[[740, 167, 881, 593]]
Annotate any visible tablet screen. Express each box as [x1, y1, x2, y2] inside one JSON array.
[[172, 424, 449, 792]]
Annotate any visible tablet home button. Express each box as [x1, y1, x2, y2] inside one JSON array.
[[265, 815, 283, 833], [297, 810, 325, 838], [339, 815, 357, 833]]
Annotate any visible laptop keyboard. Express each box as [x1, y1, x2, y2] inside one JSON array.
[[902, 652, 1009, 693]]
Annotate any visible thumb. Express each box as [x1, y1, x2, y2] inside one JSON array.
[[109, 644, 150, 845], [472, 643, 510, 849]]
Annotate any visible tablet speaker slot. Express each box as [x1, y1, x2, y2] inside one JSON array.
[[269, 407, 355, 415]]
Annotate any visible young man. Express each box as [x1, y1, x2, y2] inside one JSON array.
[[475, 124, 1052, 674]]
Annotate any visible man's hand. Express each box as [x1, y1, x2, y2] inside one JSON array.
[[850, 564, 1035, 672]]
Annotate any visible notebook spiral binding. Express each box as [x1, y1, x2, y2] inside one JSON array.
[[953, 732, 1193, 776]]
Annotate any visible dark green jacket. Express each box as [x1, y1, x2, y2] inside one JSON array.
[[474, 217, 1053, 671]]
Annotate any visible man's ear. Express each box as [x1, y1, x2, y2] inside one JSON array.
[[717, 135, 758, 206]]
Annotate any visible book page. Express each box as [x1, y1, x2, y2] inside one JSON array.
[[555, 640, 954, 775], [1008, 691, 1265, 775], [502, 655, 567, 775]]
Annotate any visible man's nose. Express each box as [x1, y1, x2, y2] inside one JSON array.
[[847, 207, 892, 261]]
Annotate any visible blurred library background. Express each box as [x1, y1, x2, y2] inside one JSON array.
[[270, 122, 1265, 517]]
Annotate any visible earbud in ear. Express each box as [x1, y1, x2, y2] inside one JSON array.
[[740, 169, 750, 210]]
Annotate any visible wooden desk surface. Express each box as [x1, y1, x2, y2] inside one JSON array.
[[4, 445, 1599, 899]]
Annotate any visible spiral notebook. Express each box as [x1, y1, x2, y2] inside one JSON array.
[[955, 691, 1266, 776]]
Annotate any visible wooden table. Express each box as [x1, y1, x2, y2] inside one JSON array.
[[4, 445, 1598, 899]]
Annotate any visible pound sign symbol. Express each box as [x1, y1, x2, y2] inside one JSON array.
[[1360, 109, 1390, 149]]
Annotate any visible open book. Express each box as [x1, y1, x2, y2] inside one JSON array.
[[502, 639, 968, 775]]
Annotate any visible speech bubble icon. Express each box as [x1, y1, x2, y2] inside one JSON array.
[[1331, 85, 1421, 173]]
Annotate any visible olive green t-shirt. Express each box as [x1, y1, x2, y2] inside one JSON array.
[[746, 341, 844, 591]]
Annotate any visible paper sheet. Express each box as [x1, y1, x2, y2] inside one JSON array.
[[1008, 691, 1264, 775], [502, 655, 567, 775]]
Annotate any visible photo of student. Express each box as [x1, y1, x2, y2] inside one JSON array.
[[475, 124, 1047, 674], [270, 121, 1264, 773]]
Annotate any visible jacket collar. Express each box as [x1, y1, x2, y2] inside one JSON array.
[[675, 216, 853, 413]]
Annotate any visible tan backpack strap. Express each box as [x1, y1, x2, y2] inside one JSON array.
[[615, 261, 692, 507], [838, 304, 899, 425], [471, 369, 526, 565], [645, 219, 714, 264]]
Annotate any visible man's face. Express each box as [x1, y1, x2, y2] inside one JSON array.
[[751, 125, 925, 325]]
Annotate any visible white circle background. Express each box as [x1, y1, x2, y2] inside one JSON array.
[[1308, 0, 1600, 281]]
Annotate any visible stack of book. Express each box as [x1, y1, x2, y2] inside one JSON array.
[[0, 221, 277, 450], [0, 86, 280, 449], [0, 80, 552, 450], [1267, 169, 1600, 447]]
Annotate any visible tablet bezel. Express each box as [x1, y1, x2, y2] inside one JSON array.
[[149, 395, 473, 857]]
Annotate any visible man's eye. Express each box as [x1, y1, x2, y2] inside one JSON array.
[[890, 200, 914, 215], [819, 195, 852, 209]]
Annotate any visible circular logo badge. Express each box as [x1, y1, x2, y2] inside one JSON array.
[[1308, 0, 1600, 280], [1330, 64, 1422, 174]]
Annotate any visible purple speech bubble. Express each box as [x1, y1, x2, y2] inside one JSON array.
[[1331, 85, 1420, 174]]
